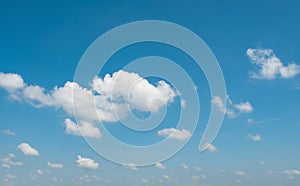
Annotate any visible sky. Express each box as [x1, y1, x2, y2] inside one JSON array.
[[1, 0, 300, 186]]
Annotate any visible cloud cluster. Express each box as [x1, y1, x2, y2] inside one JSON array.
[[0, 70, 177, 138], [1, 154, 23, 168], [212, 95, 253, 118], [157, 128, 192, 141], [17, 143, 39, 156], [47, 162, 63, 169], [246, 48, 300, 79], [76, 155, 99, 170]]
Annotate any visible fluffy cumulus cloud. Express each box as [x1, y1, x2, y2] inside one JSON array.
[[64, 118, 101, 138], [212, 95, 253, 118], [0, 70, 177, 138], [76, 155, 99, 170], [247, 134, 262, 142], [1, 154, 23, 168], [246, 48, 300, 79], [157, 128, 192, 141], [47, 162, 63, 169], [17, 143, 39, 156]]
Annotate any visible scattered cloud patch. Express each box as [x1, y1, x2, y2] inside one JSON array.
[[123, 163, 138, 170], [155, 162, 166, 169], [157, 128, 191, 141], [181, 163, 189, 170], [284, 169, 300, 179], [76, 155, 99, 170], [212, 95, 253, 118], [17, 143, 39, 156], [0, 72, 25, 92], [235, 171, 249, 178], [203, 143, 218, 152], [247, 134, 262, 142], [47, 162, 63, 169], [246, 48, 300, 79], [2, 129, 16, 136], [1, 154, 23, 168]]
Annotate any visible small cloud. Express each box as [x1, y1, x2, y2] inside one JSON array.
[[247, 134, 262, 142], [17, 143, 39, 156], [79, 175, 101, 182], [37, 169, 43, 175], [76, 155, 99, 170], [246, 48, 300, 79], [141, 178, 149, 184], [181, 99, 186, 108], [235, 171, 249, 178], [192, 174, 206, 180], [2, 129, 16, 136], [155, 162, 166, 169], [157, 128, 191, 141], [181, 163, 189, 170], [202, 143, 218, 152], [47, 162, 63, 169], [123, 163, 138, 170]]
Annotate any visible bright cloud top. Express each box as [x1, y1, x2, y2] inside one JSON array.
[[246, 48, 300, 79], [76, 155, 99, 170], [17, 143, 39, 156], [157, 128, 192, 141], [1, 154, 23, 169], [0, 70, 177, 138]]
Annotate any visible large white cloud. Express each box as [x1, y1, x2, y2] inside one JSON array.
[[64, 118, 101, 138], [246, 48, 300, 79], [0, 70, 177, 138], [76, 155, 99, 170], [17, 143, 39, 156], [157, 128, 191, 141]]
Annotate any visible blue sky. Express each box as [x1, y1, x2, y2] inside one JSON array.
[[1, 1, 300, 185]]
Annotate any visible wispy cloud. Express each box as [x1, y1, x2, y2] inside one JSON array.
[[157, 128, 191, 141]]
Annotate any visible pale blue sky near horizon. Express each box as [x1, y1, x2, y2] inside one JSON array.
[[1, 1, 300, 186]]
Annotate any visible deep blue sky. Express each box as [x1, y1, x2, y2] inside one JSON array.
[[1, 1, 300, 186]]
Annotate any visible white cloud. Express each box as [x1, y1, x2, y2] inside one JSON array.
[[192, 174, 206, 180], [47, 162, 63, 169], [91, 70, 177, 113], [123, 163, 138, 170], [64, 118, 101, 138], [284, 169, 300, 179], [247, 134, 262, 141], [155, 162, 166, 169], [0, 71, 178, 138], [157, 128, 191, 141], [141, 178, 149, 184], [79, 175, 101, 182], [37, 169, 43, 175], [1, 154, 23, 169], [235, 171, 249, 178], [203, 143, 218, 152], [212, 95, 253, 118], [2, 129, 16, 136], [5, 174, 16, 180], [17, 143, 39, 156], [76, 155, 99, 170], [246, 48, 300, 79], [181, 99, 186, 108], [181, 163, 189, 170], [0, 72, 25, 92]]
